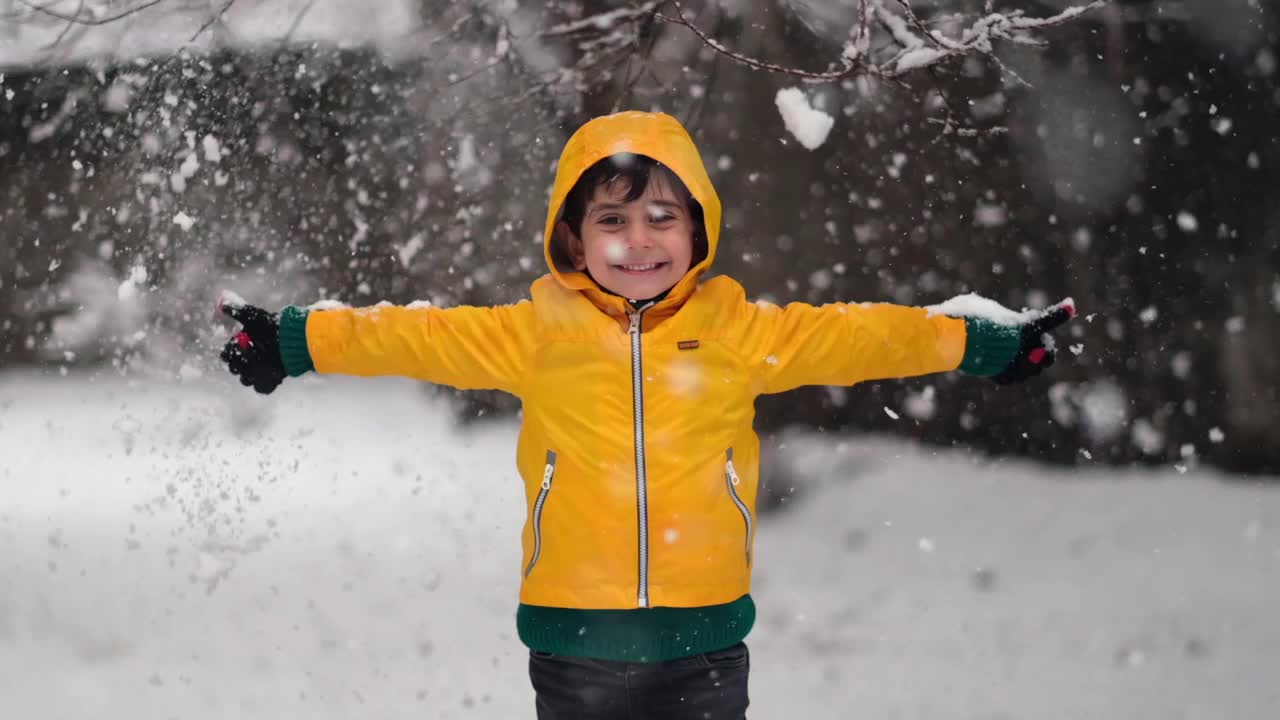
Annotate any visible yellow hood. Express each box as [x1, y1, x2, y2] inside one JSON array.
[[542, 111, 722, 314]]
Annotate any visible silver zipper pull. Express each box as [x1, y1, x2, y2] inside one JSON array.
[[726, 460, 740, 485], [628, 301, 656, 336], [541, 463, 554, 490]]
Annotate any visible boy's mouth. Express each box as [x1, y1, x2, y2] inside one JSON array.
[[613, 261, 669, 275]]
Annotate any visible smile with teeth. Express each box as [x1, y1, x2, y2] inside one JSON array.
[[616, 262, 667, 273]]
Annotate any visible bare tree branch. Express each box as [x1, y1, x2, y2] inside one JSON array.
[[1, 0, 1108, 144], [658, 0, 878, 82], [14, 0, 168, 26], [5, 0, 1107, 94], [190, 0, 234, 42], [611, 11, 662, 113], [415, 10, 470, 52], [279, 0, 315, 43], [44, 0, 85, 49], [447, 21, 511, 87]]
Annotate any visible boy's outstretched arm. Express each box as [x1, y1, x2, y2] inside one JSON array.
[[732, 288, 1075, 395], [217, 292, 537, 396]]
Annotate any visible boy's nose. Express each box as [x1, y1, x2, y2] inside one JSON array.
[[623, 225, 654, 248]]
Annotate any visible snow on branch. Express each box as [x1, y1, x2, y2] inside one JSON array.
[[539, 1, 663, 39], [657, 0, 1108, 83]]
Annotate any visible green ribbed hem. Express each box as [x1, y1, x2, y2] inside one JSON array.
[[517, 594, 756, 662], [278, 305, 314, 377], [958, 317, 1022, 377]]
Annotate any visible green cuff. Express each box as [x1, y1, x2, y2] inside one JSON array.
[[958, 317, 1022, 377], [278, 305, 315, 377]]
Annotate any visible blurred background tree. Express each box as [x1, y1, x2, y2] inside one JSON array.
[[1, 0, 1276, 477]]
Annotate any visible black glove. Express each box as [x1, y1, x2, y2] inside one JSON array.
[[992, 301, 1076, 385], [218, 298, 286, 395]]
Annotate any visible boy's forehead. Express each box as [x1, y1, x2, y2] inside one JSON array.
[[589, 174, 679, 205]]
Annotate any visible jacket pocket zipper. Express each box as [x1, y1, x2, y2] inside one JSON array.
[[524, 450, 558, 578], [724, 448, 753, 567]]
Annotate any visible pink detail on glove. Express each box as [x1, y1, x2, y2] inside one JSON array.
[[1028, 347, 1047, 365], [236, 332, 251, 350]]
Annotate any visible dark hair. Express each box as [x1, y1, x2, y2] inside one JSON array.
[[552, 153, 709, 271]]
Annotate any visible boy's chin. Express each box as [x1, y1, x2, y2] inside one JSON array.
[[599, 276, 679, 303]]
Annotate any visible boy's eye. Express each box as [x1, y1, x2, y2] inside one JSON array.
[[599, 215, 624, 226], [648, 212, 675, 223]]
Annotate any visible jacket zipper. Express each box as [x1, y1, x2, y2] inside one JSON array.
[[523, 450, 558, 578], [725, 448, 753, 567], [628, 304, 653, 608]]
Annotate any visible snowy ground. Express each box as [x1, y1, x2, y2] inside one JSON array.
[[1, 371, 1278, 720]]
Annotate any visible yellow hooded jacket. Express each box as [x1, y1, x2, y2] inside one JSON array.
[[299, 111, 967, 610]]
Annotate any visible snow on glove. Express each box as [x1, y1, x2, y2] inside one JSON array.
[[991, 300, 1076, 385], [216, 292, 286, 395], [939, 295, 1077, 384]]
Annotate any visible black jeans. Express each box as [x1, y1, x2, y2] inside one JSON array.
[[528, 641, 750, 719]]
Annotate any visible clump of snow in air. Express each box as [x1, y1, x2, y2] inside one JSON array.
[[102, 79, 133, 112], [172, 211, 196, 231], [179, 152, 199, 179], [904, 386, 936, 420], [974, 202, 1008, 228], [202, 134, 223, 163], [1131, 418, 1165, 455], [117, 265, 148, 301], [1048, 382, 1076, 427], [398, 234, 425, 268], [884, 406, 900, 420], [1171, 351, 1192, 379], [456, 134, 477, 172], [1176, 211, 1199, 232], [775, 88, 834, 150], [1079, 380, 1128, 443]]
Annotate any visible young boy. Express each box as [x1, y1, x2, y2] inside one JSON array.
[[218, 111, 1074, 719]]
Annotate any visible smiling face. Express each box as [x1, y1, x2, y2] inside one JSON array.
[[558, 174, 697, 303]]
